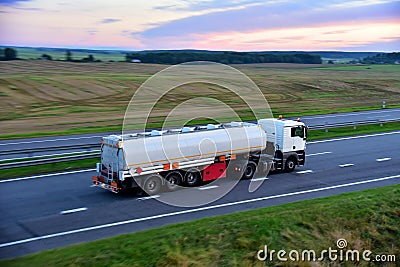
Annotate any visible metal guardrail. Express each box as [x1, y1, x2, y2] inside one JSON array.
[[0, 153, 99, 170], [307, 118, 399, 130], [1, 118, 398, 170], [0, 143, 99, 156]]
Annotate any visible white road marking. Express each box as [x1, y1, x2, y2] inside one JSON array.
[[137, 195, 160, 201], [198, 185, 219, 190], [0, 169, 96, 183], [306, 151, 332, 157], [339, 163, 354, 168], [0, 136, 103, 146], [296, 170, 313, 174], [308, 131, 400, 144], [1, 174, 399, 248], [60, 207, 88, 215], [376, 158, 392, 162], [251, 177, 269, 181]]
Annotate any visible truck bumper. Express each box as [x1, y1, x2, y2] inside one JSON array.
[[92, 176, 120, 193]]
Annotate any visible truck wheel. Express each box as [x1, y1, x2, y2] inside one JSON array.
[[165, 172, 182, 191], [184, 170, 202, 186], [284, 157, 296, 172], [242, 161, 257, 180], [143, 174, 163, 195]]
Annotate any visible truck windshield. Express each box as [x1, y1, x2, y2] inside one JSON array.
[[291, 126, 305, 138]]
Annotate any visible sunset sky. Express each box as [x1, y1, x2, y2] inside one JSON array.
[[0, 0, 399, 51]]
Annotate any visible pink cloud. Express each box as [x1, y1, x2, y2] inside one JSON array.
[[183, 20, 400, 51]]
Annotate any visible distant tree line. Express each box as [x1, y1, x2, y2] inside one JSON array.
[[40, 50, 99, 62], [0, 47, 100, 62], [64, 50, 99, 62], [0, 48, 18, 60], [125, 51, 322, 64], [361, 52, 400, 64]]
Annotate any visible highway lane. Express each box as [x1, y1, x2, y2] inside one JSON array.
[[0, 133, 105, 161], [1, 108, 399, 158], [0, 131, 399, 259], [298, 107, 400, 127]]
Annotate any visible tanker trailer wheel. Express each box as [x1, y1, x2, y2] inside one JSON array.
[[184, 169, 202, 186], [165, 171, 183, 191], [143, 174, 163, 195], [242, 161, 257, 180], [284, 157, 296, 172]]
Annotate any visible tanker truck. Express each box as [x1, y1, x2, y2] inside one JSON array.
[[91, 118, 307, 194]]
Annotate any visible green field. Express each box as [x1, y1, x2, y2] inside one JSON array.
[[0, 61, 399, 138], [2, 184, 398, 266]]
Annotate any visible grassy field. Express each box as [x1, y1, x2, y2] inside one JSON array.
[[1, 184, 398, 266], [0, 61, 399, 137]]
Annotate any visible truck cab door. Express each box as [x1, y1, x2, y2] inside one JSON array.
[[290, 126, 306, 151]]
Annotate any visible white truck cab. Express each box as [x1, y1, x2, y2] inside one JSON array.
[[258, 118, 307, 172]]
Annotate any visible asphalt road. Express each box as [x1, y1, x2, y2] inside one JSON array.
[[298, 108, 400, 127], [0, 131, 399, 259], [1, 108, 399, 160]]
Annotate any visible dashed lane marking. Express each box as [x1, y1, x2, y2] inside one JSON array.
[[198, 185, 219, 190], [376, 158, 391, 162], [60, 207, 88, 215], [137, 195, 161, 201], [339, 163, 354, 168], [251, 177, 269, 181], [306, 152, 332, 157], [296, 170, 313, 174]]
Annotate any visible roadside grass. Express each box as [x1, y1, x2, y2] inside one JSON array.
[[0, 158, 98, 180], [1, 184, 399, 266]]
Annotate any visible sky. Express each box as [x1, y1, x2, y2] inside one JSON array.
[[0, 0, 399, 51]]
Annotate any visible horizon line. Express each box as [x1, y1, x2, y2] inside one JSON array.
[[0, 45, 395, 53]]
